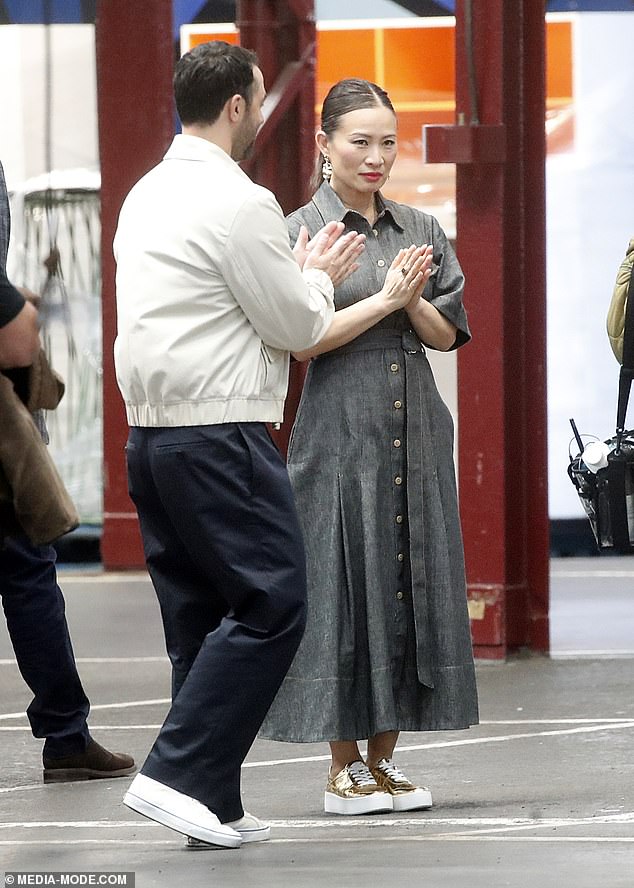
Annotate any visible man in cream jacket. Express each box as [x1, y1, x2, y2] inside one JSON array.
[[115, 41, 363, 849]]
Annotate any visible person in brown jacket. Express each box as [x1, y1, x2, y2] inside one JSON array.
[[0, 159, 135, 782]]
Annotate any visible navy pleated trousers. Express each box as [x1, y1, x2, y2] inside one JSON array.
[[126, 422, 307, 822]]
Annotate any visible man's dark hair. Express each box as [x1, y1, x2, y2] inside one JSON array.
[[174, 41, 258, 127]]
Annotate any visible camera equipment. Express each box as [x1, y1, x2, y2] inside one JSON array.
[[568, 245, 634, 552]]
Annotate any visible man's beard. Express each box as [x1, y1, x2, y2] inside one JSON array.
[[232, 123, 258, 163]]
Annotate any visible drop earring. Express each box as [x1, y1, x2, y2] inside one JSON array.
[[322, 154, 333, 181]]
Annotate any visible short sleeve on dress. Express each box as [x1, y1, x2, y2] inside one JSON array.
[[425, 215, 470, 349]]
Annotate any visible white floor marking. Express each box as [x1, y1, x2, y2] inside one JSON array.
[[1, 716, 632, 734], [550, 650, 634, 658], [0, 657, 168, 666], [242, 720, 634, 768], [3, 813, 634, 830], [3, 649, 634, 666], [551, 569, 634, 578], [0, 717, 632, 758], [50, 565, 634, 581], [0, 725, 164, 731], [480, 717, 634, 724], [0, 699, 170, 720], [1, 836, 633, 846], [0, 835, 634, 854], [56, 574, 151, 584]]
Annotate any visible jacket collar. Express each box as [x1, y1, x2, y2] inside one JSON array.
[[163, 134, 251, 181], [311, 180, 405, 231]]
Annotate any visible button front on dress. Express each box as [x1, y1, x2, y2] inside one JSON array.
[[394, 476, 402, 486], [393, 400, 402, 409], [393, 439, 401, 448], [395, 514, 403, 524], [377, 259, 386, 267], [396, 591, 404, 600], [390, 363, 399, 372], [397, 552, 404, 562]]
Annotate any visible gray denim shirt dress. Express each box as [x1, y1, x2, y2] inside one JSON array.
[[260, 182, 479, 742]]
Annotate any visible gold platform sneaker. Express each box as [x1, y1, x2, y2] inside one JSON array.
[[325, 760, 393, 815], [370, 758, 433, 811]]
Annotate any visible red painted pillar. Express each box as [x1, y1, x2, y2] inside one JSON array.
[[96, 0, 174, 569], [238, 0, 316, 212], [522, 5, 550, 653], [238, 0, 316, 455], [424, 2, 549, 656]]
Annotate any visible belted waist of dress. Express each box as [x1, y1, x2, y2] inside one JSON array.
[[318, 328, 424, 359]]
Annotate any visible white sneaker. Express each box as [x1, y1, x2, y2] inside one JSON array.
[[123, 774, 242, 848], [186, 811, 271, 848]]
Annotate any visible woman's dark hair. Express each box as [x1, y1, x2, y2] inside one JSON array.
[[174, 41, 258, 127], [311, 78, 396, 191]]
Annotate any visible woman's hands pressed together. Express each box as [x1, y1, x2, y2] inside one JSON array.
[[379, 244, 433, 311]]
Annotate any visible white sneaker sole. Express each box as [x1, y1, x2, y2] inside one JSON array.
[[232, 825, 271, 843], [391, 788, 433, 812], [324, 790, 393, 815], [123, 790, 242, 848], [186, 823, 271, 847]]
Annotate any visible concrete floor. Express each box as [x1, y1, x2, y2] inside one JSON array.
[[1, 557, 633, 887]]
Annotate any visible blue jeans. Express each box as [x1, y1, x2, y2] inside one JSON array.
[[0, 535, 90, 757]]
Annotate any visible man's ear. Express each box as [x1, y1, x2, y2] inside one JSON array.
[[227, 93, 243, 122]]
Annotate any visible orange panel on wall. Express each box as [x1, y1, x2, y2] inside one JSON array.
[[316, 28, 377, 99], [180, 16, 575, 229], [382, 26, 454, 100], [546, 19, 572, 103], [181, 18, 571, 110]]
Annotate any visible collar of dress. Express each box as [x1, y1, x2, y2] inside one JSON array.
[[311, 180, 406, 232]]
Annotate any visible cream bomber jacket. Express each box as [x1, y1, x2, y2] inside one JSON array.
[[114, 134, 335, 427]]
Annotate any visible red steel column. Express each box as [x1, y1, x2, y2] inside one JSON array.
[[522, 4, 549, 653], [424, 1, 549, 656], [237, 0, 316, 454], [237, 0, 316, 212], [96, 0, 174, 568]]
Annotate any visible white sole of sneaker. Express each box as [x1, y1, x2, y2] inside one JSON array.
[[233, 826, 271, 843], [391, 789, 433, 812], [324, 791, 393, 815], [186, 824, 270, 848], [123, 791, 242, 848]]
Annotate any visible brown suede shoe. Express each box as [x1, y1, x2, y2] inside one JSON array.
[[43, 738, 136, 783]]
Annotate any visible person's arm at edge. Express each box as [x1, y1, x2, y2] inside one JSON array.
[[0, 276, 40, 368]]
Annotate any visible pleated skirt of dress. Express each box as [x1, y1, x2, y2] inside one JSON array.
[[260, 328, 479, 743]]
